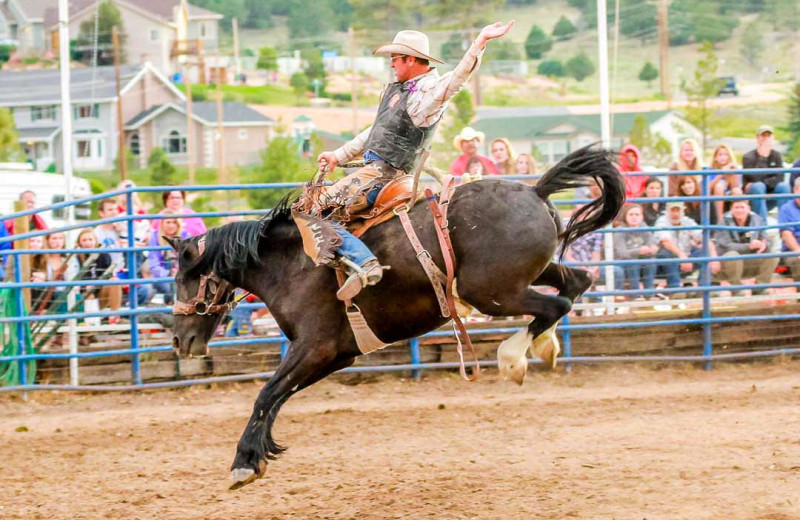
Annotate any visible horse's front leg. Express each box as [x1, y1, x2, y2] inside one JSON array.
[[230, 339, 354, 489]]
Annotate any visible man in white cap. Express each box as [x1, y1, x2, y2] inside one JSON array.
[[311, 21, 514, 300], [450, 126, 498, 175]]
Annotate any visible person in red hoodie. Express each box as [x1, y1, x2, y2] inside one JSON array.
[[5, 190, 48, 235], [618, 144, 647, 199]]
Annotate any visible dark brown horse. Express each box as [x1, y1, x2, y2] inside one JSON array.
[[168, 146, 625, 489]]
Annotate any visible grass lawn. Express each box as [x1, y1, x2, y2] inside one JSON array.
[[180, 83, 303, 106]]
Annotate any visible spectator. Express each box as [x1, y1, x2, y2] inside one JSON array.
[[565, 206, 624, 298], [153, 189, 207, 237], [778, 177, 800, 280], [709, 144, 743, 224], [618, 144, 647, 198], [116, 180, 151, 250], [449, 127, 498, 175], [676, 175, 705, 224], [95, 199, 124, 268], [31, 232, 68, 314], [147, 212, 188, 305], [65, 228, 122, 320], [654, 201, 720, 292], [614, 204, 658, 299], [490, 138, 516, 174], [668, 138, 702, 196], [742, 125, 790, 222], [790, 155, 800, 189], [0, 221, 10, 280], [713, 199, 776, 295], [5, 190, 48, 235], [641, 177, 665, 226], [461, 156, 486, 184], [515, 153, 538, 186]]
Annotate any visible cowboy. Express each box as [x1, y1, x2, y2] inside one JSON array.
[[449, 127, 498, 175], [313, 21, 514, 300]]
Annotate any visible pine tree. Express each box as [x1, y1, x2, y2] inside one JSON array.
[[552, 16, 577, 39], [681, 42, 720, 150], [638, 62, 659, 87], [565, 53, 595, 82], [524, 25, 552, 60]]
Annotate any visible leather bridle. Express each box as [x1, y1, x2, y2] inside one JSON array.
[[172, 271, 239, 316]]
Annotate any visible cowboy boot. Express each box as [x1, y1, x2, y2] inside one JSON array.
[[336, 259, 385, 301]]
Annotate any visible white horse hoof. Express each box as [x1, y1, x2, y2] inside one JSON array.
[[532, 325, 560, 370], [499, 355, 528, 386], [229, 468, 258, 490]]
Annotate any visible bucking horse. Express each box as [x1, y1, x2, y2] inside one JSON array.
[[167, 146, 625, 489]]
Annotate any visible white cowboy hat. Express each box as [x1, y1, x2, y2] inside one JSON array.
[[453, 127, 486, 150], [373, 30, 445, 65]]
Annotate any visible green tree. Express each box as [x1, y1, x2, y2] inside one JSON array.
[[74, 2, 126, 65], [431, 89, 474, 169], [681, 41, 719, 150], [484, 40, 521, 62], [0, 108, 22, 162], [638, 61, 659, 87], [148, 148, 177, 187], [763, 0, 800, 30], [552, 16, 577, 39], [567, 0, 589, 9], [524, 25, 552, 59], [628, 115, 672, 167], [0, 44, 15, 66], [290, 72, 309, 103], [629, 115, 652, 152], [302, 49, 327, 94], [786, 82, 800, 161], [423, 0, 504, 30], [256, 46, 278, 71], [740, 21, 765, 67], [441, 32, 468, 63], [243, 0, 273, 29], [287, 0, 332, 41], [246, 136, 308, 209], [537, 59, 565, 77], [565, 52, 595, 82]]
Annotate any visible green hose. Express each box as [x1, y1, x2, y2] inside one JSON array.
[[0, 288, 36, 386]]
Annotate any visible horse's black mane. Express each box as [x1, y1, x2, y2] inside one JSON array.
[[186, 193, 295, 278]]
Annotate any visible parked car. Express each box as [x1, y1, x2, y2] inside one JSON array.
[[717, 76, 739, 97]]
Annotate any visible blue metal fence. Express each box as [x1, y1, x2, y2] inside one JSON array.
[[1, 167, 800, 392]]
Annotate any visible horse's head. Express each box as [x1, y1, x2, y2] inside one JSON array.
[[168, 236, 236, 358]]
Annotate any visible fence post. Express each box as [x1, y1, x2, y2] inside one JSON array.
[[409, 337, 421, 380], [700, 173, 713, 370], [126, 192, 142, 385], [13, 251, 27, 391], [280, 340, 289, 359], [561, 315, 572, 374]]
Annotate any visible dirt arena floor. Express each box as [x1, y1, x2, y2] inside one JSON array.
[[2, 361, 800, 520]]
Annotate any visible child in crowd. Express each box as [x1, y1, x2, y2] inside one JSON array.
[[709, 144, 743, 223], [147, 212, 188, 305], [66, 228, 122, 321], [614, 204, 658, 299], [31, 232, 68, 315], [641, 177, 665, 226]]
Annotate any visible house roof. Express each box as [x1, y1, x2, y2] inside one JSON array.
[[125, 102, 274, 129], [0, 2, 17, 25], [45, 0, 222, 30], [17, 126, 60, 142], [10, 0, 55, 22], [472, 111, 674, 140]]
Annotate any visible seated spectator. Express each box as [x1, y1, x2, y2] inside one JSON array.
[[147, 212, 188, 305], [565, 206, 624, 298], [490, 138, 515, 174], [618, 144, 647, 198], [641, 177, 665, 226], [668, 139, 702, 196], [5, 190, 48, 235], [709, 144, 743, 224], [675, 175, 705, 224], [153, 189, 207, 237], [449, 127, 498, 175], [742, 125, 790, 222], [778, 177, 800, 280], [65, 228, 122, 320], [31, 232, 68, 314], [713, 199, 776, 295], [614, 204, 658, 299], [654, 201, 720, 291]]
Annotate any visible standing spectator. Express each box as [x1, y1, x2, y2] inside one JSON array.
[[654, 201, 720, 291], [713, 199, 776, 295], [778, 177, 800, 280], [5, 190, 48, 234], [668, 139, 702, 196], [614, 204, 658, 299], [147, 212, 188, 305], [31, 232, 68, 314], [153, 189, 207, 237], [641, 177, 665, 226], [709, 144, 743, 224], [490, 138, 516, 174], [449, 127, 498, 175], [742, 125, 790, 222], [65, 228, 122, 321], [618, 144, 647, 198], [515, 153, 538, 186]]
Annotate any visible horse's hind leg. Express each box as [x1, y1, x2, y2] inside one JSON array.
[[230, 338, 358, 489]]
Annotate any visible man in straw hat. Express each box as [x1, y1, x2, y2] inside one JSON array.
[[310, 21, 514, 300], [450, 126, 497, 175]]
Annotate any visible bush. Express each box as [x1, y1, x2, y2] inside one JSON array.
[[565, 52, 596, 82], [148, 148, 177, 187], [0, 44, 15, 65], [331, 92, 352, 102], [537, 60, 565, 77], [552, 16, 577, 39], [638, 61, 659, 86]]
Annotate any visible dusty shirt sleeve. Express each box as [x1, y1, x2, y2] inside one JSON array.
[[333, 125, 372, 164]]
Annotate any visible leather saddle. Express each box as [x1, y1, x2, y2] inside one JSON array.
[[348, 175, 421, 238]]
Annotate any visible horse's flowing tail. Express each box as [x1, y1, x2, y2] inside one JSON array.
[[535, 145, 625, 260]]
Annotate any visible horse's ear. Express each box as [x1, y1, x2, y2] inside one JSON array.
[[164, 236, 180, 251]]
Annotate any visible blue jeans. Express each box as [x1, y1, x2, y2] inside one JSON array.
[[152, 281, 175, 305], [745, 181, 790, 222], [624, 261, 657, 292], [656, 247, 703, 288], [596, 265, 625, 291], [334, 182, 382, 268]]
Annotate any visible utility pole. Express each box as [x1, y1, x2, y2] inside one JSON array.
[[215, 55, 225, 185], [348, 27, 358, 136], [185, 62, 195, 184], [112, 25, 127, 181], [232, 17, 241, 79], [658, 0, 671, 107]]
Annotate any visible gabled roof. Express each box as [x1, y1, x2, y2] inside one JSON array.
[[18, 126, 60, 142], [472, 111, 674, 140], [0, 62, 184, 107], [9, 0, 55, 22], [125, 102, 275, 129], [46, 0, 221, 31]]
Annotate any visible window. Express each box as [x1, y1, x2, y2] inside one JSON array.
[[163, 130, 187, 154], [200, 23, 206, 38], [238, 129, 248, 140], [77, 140, 92, 158], [150, 29, 159, 41], [74, 104, 99, 119], [30, 105, 57, 121], [130, 133, 140, 155]]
